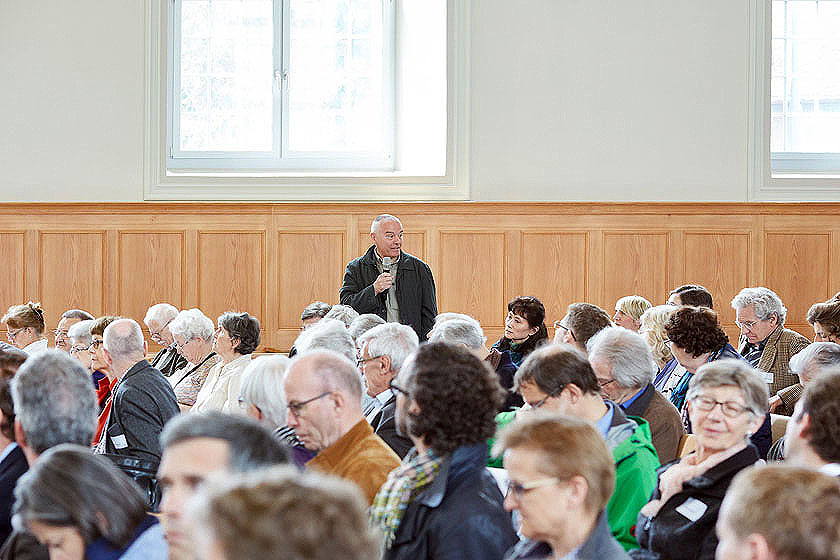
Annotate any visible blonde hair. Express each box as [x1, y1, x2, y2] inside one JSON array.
[[615, 295, 652, 322], [640, 305, 675, 366], [2, 302, 45, 335]]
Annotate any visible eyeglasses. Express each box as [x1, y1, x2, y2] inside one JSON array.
[[174, 337, 197, 351], [552, 321, 576, 341], [389, 379, 409, 397], [52, 328, 69, 339], [88, 339, 104, 351], [70, 345, 88, 355], [598, 378, 617, 388], [505, 477, 562, 499], [149, 318, 173, 340], [734, 319, 762, 331], [286, 391, 332, 418], [6, 327, 27, 341], [356, 355, 382, 367], [691, 395, 751, 418]]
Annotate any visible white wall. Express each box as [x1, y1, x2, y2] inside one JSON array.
[[0, 0, 751, 202]]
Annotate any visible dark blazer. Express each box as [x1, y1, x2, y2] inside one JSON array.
[[149, 345, 187, 377], [371, 394, 413, 459], [385, 443, 518, 560], [340, 246, 437, 340], [104, 360, 179, 463], [631, 445, 760, 560], [0, 445, 27, 545], [624, 384, 685, 464], [738, 325, 810, 395]]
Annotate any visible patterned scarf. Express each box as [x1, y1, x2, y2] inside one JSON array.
[[669, 371, 693, 412], [370, 448, 444, 548]]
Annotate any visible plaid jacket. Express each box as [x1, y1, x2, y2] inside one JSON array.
[[739, 325, 810, 395]]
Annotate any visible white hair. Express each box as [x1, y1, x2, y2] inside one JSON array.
[[731, 287, 787, 325], [428, 318, 486, 350], [348, 314, 386, 341], [587, 326, 656, 390], [293, 318, 356, 363], [323, 305, 360, 328], [356, 323, 419, 373], [169, 308, 215, 342], [789, 342, 840, 377], [144, 303, 179, 326], [67, 319, 94, 346], [239, 355, 290, 428]]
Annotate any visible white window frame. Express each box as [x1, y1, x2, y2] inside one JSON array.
[[144, 0, 469, 201], [749, 0, 840, 201]]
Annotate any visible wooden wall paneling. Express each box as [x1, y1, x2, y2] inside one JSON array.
[[117, 232, 185, 325], [586, 229, 604, 307], [438, 232, 506, 329], [601, 232, 669, 314], [183, 229, 199, 310], [764, 233, 830, 330], [0, 232, 26, 330], [197, 231, 265, 330], [277, 232, 346, 348], [520, 232, 588, 326], [24, 230, 39, 305], [103, 230, 119, 317], [39, 232, 106, 328]]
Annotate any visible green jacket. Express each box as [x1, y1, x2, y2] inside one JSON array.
[[487, 403, 659, 552]]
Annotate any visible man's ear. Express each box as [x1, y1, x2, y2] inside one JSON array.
[[564, 383, 583, 404], [744, 533, 773, 560], [379, 354, 392, 374], [103, 347, 113, 367], [369, 231, 377, 244], [14, 418, 26, 448], [797, 411, 812, 440]]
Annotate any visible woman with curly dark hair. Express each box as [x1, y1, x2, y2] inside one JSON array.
[[664, 306, 741, 414], [492, 296, 548, 367], [371, 342, 517, 559]]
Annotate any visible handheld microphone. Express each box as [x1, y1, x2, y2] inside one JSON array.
[[383, 256, 392, 274]]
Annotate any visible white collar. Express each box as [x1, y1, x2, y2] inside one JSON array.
[[819, 463, 840, 477], [0, 442, 18, 464], [23, 339, 47, 355], [374, 387, 394, 405]]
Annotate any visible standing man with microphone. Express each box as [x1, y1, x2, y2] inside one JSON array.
[[340, 214, 438, 340]]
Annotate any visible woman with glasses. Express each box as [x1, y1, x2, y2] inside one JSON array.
[[492, 296, 548, 367], [168, 309, 221, 411], [90, 316, 121, 445], [1, 302, 47, 355], [631, 360, 768, 560], [192, 312, 260, 413]]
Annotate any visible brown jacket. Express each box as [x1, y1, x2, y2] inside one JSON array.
[[306, 419, 401, 504], [624, 383, 685, 464], [739, 325, 810, 395]]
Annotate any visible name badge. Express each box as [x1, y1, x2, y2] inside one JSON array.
[[762, 370, 774, 384], [110, 433, 128, 449], [675, 497, 708, 522]]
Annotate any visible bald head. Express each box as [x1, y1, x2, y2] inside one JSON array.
[[287, 350, 363, 404], [103, 318, 147, 367]]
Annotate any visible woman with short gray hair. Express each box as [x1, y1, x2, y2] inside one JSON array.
[[632, 359, 768, 560], [168, 309, 221, 410], [13, 444, 167, 559]]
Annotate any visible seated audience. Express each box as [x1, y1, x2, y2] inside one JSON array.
[[731, 286, 809, 395], [324, 304, 360, 327], [640, 305, 688, 399], [192, 312, 259, 413], [667, 284, 713, 308], [96, 319, 179, 465], [157, 412, 290, 560], [90, 316, 121, 443], [289, 301, 333, 357], [771, 341, 840, 415], [53, 308, 93, 352], [428, 316, 523, 410], [13, 444, 167, 559], [3, 350, 97, 560], [371, 342, 517, 559], [356, 323, 418, 458], [2, 301, 47, 355], [238, 355, 314, 465], [716, 465, 840, 560], [497, 414, 629, 560], [613, 295, 652, 332], [67, 319, 110, 410], [293, 318, 357, 363], [143, 303, 187, 377], [555, 302, 612, 353], [168, 308, 221, 410], [186, 467, 378, 560], [631, 359, 768, 560], [0, 351, 27, 545], [348, 312, 386, 341], [783, 368, 840, 474], [807, 294, 840, 343], [492, 296, 549, 367], [285, 350, 400, 504], [507, 345, 659, 551], [588, 327, 685, 464]]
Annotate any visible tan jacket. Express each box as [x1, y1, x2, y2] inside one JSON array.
[[306, 419, 401, 505], [739, 325, 810, 395]]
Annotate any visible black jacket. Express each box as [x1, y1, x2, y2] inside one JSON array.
[[105, 360, 179, 463], [0, 445, 27, 545], [385, 443, 517, 560], [370, 395, 413, 459], [631, 445, 760, 560], [340, 246, 437, 340], [149, 345, 187, 377]]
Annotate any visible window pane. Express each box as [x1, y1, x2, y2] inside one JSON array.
[[179, 0, 273, 152], [288, 0, 387, 154]]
